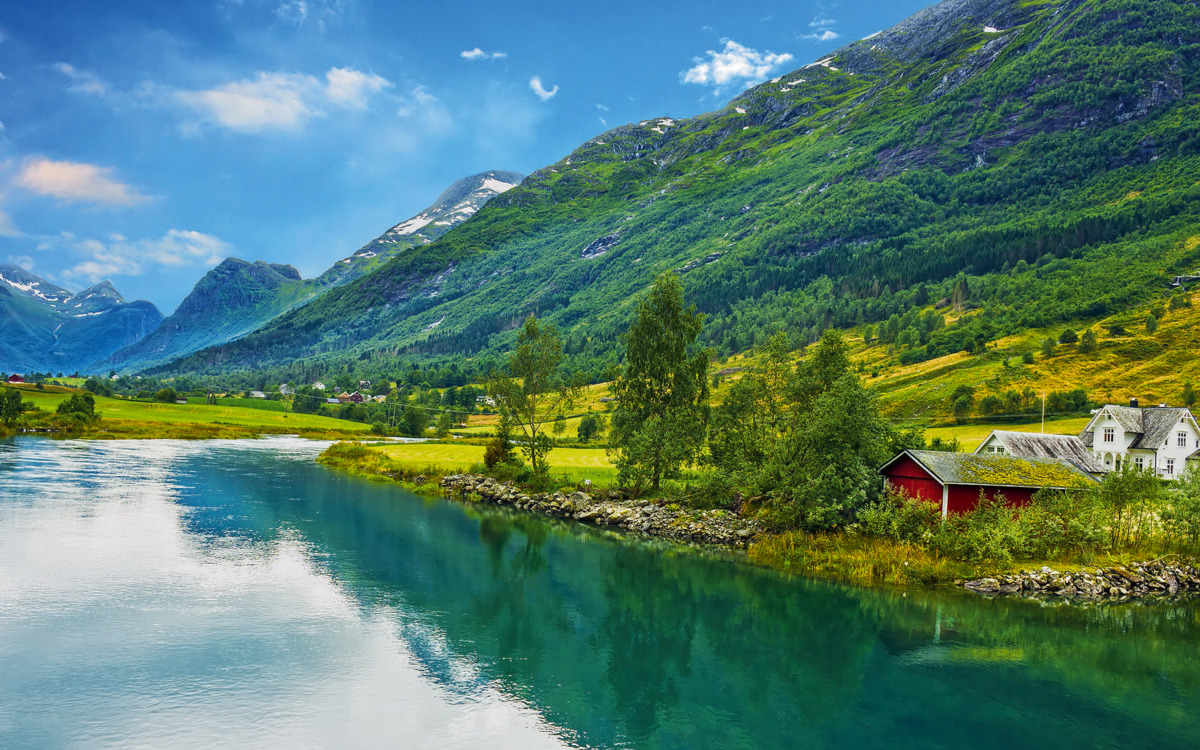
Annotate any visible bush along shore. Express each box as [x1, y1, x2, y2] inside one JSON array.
[[962, 560, 1200, 601], [439, 474, 763, 547]]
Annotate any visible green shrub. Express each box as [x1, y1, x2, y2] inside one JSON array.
[[1018, 489, 1107, 560], [856, 488, 941, 544], [933, 493, 1024, 564]]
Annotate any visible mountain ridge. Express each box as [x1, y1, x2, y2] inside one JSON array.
[[0, 265, 163, 374], [101, 170, 523, 373], [142, 0, 1200, 387]]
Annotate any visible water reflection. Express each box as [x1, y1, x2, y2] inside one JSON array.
[[1, 437, 1198, 749]]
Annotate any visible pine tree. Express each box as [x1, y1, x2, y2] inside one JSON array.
[[609, 274, 710, 492]]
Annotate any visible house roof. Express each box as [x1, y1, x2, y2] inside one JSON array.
[[977, 430, 1103, 473], [884, 450, 1098, 489], [1082, 405, 1196, 449]]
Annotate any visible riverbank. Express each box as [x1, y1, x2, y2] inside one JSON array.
[[439, 473, 763, 547], [317, 446, 1199, 602]]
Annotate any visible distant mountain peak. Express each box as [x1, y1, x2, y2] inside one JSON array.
[[317, 169, 524, 287]]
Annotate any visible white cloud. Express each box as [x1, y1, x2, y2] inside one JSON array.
[[596, 103, 609, 111], [324, 67, 391, 109], [799, 29, 839, 42], [14, 158, 149, 207], [681, 40, 794, 91], [0, 209, 20, 237], [460, 48, 507, 61], [529, 76, 558, 102], [274, 0, 309, 24], [175, 67, 393, 133], [5, 254, 34, 270], [52, 63, 107, 95], [59, 229, 232, 283], [799, 15, 840, 42]]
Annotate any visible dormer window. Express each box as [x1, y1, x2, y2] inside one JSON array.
[[1103, 427, 1114, 443]]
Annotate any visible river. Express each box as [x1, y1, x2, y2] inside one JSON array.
[[1, 437, 1197, 749]]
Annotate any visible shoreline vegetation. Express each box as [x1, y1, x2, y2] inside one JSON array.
[[317, 444, 1200, 601]]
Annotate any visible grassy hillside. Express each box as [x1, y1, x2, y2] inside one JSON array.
[[155, 0, 1200, 398]]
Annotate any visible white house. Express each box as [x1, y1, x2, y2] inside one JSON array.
[[280, 384, 296, 396], [1079, 400, 1200, 479], [974, 430, 1103, 475], [312, 382, 326, 391]]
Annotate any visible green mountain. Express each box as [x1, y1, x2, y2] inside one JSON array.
[[0, 266, 163, 374], [157, 0, 1200, 383], [104, 170, 523, 372]]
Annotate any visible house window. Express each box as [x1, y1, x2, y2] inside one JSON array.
[[1134, 456, 1144, 470], [1180, 432, 1189, 448], [1166, 458, 1175, 476], [1103, 427, 1114, 443]]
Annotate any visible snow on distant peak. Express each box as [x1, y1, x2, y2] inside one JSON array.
[[983, 26, 1007, 33], [862, 30, 882, 41], [0, 273, 64, 303], [391, 215, 434, 235], [481, 178, 518, 193], [804, 57, 835, 69]]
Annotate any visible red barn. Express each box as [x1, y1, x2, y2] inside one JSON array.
[[7, 374, 24, 383], [880, 449, 1098, 517]]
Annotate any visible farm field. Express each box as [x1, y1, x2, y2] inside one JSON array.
[[372, 441, 617, 484], [922, 417, 1092, 452], [6, 383, 368, 438]]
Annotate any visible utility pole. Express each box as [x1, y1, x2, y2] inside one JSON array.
[[1041, 391, 1046, 433]]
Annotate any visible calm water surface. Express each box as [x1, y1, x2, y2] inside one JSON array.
[[1, 437, 1198, 749]]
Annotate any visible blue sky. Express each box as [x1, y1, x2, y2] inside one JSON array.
[[0, 0, 930, 313]]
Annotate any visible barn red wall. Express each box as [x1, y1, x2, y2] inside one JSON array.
[[883, 454, 1038, 514], [882, 457, 943, 506], [946, 485, 1035, 515]]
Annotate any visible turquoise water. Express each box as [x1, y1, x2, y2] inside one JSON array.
[[1, 438, 1198, 749]]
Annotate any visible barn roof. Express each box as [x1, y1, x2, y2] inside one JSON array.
[[884, 450, 1098, 490], [978, 430, 1103, 473]]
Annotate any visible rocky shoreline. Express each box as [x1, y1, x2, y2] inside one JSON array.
[[962, 560, 1200, 601], [437, 474, 762, 547]]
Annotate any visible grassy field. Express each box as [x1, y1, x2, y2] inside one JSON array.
[[852, 289, 1199, 421], [7, 383, 368, 438], [371, 441, 618, 484], [923, 417, 1092, 451], [460, 382, 618, 439]]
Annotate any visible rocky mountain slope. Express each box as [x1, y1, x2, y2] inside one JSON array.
[[0, 265, 163, 374], [159, 0, 1200, 383], [104, 170, 522, 372]]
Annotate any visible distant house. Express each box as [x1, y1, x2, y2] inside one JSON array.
[[475, 395, 496, 407], [359, 380, 372, 388], [312, 382, 326, 391], [372, 394, 387, 403], [348, 391, 365, 404], [249, 391, 267, 399], [7, 374, 24, 384], [326, 397, 340, 405], [1080, 399, 1200, 479], [175, 398, 188, 405], [974, 430, 1102, 474], [280, 384, 295, 396], [880, 449, 1098, 517], [336, 392, 352, 403]]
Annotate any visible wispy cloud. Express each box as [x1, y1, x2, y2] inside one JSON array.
[[58, 228, 232, 283], [681, 40, 793, 92], [174, 67, 392, 133], [52, 63, 107, 95], [324, 67, 391, 109], [0, 210, 21, 237], [529, 76, 558, 102], [14, 158, 149, 207], [460, 48, 507, 61], [799, 14, 840, 42], [5, 254, 34, 270]]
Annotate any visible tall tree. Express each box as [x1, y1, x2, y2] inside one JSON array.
[[609, 274, 710, 491], [488, 316, 578, 478]]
